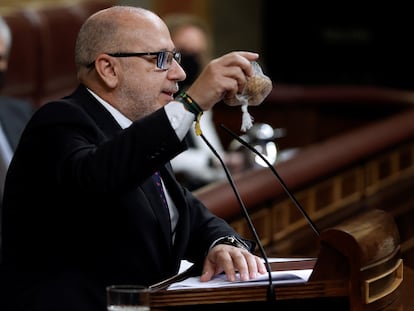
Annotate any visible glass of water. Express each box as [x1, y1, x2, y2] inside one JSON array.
[[106, 285, 151, 311]]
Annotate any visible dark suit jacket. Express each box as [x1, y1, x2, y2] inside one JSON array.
[[0, 96, 33, 150], [0, 96, 33, 259], [0, 85, 242, 311]]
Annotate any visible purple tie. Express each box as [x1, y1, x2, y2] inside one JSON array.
[[152, 171, 169, 209]]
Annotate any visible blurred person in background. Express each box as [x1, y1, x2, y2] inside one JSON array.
[[0, 16, 34, 257], [165, 13, 248, 191]]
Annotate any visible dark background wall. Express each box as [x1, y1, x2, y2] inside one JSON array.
[[262, 2, 414, 90], [3, 0, 414, 92]]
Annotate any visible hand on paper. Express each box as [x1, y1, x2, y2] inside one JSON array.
[[200, 244, 267, 282]]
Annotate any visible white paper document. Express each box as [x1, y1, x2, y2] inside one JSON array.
[[168, 268, 313, 290]]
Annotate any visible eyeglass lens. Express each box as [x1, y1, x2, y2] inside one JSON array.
[[158, 51, 181, 70]]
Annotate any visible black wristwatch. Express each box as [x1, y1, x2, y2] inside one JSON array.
[[213, 235, 250, 251]]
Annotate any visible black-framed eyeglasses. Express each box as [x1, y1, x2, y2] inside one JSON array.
[[86, 51, 181, 70]]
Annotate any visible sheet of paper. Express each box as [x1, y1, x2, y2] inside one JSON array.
[[178, 257, 314, 273], [168, 268, 313, 290]]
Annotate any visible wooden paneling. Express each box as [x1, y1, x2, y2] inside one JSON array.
[[196, 106, 414, 268]]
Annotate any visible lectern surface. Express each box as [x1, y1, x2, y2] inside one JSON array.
[[150, 209, 410, 310]]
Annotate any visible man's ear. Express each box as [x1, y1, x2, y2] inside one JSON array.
[[94, 54, 118, 88]]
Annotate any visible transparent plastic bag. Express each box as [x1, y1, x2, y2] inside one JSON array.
[[224, 61, 272, 131]]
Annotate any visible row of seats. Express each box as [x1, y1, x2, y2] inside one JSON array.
[[2, 0, 115, 107]]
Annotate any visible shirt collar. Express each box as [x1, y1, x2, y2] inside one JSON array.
[[86, 88, 132, 130]]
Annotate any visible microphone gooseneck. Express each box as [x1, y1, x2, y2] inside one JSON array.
[[199, 133, 276, 301], [220, 124, 320, 237]]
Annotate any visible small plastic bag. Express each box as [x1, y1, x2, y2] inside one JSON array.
[[224, 61, 272, 132]]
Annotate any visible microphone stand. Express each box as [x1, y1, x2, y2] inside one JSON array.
[[220, 124, 320, 237], [199, 133, 276, 301]]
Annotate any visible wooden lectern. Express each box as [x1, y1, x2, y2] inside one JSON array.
[[149, 209, 404, 310]]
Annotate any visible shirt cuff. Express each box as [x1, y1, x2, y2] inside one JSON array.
[[164, 101, 195, 141]]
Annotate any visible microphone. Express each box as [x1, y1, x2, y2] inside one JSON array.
[[220, 124, 320, 237], [199, 132, 276, 301]]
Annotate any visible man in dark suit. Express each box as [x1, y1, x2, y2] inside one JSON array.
[[0, 6, 266, 311], [0, 15, 33, 151], [0, 16, 34, 256], [0, 97, 33, 205], [0, 98, 33, 259]]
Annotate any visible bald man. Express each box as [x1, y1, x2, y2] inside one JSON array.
[[0, 6, 265, 311]]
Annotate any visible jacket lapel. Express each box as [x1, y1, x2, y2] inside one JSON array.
[[72, 85, 174, 248], [158, 165, 189, 256], [142, 177, 173, 248]]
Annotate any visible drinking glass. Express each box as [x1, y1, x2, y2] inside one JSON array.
[[106, 285, 151, 311]]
